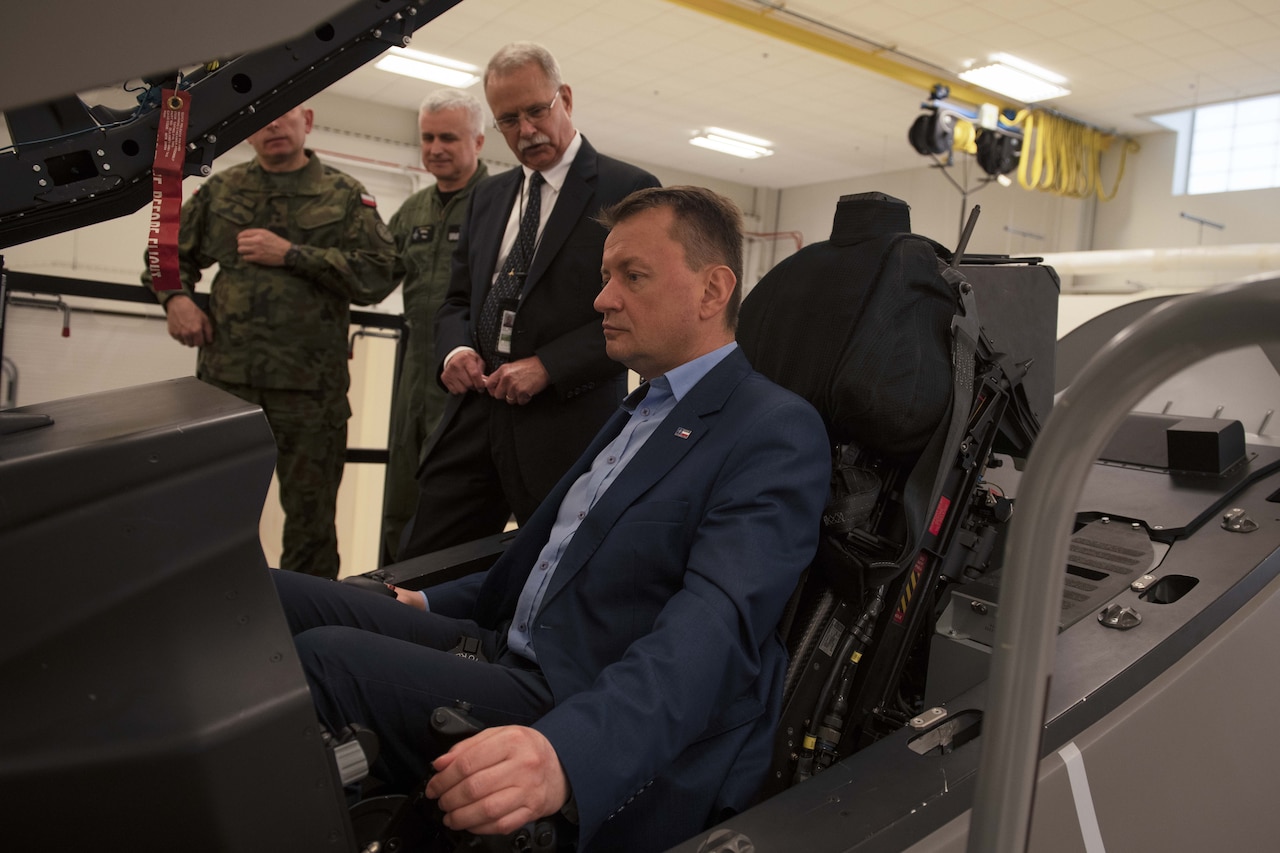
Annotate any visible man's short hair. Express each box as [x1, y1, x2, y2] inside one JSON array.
[[485, 41, 563, 90], [601, 186, 744, 328], [419, 88, 484, 137]]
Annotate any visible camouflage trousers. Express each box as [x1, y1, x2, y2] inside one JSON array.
[[203, 377, 349, 579]]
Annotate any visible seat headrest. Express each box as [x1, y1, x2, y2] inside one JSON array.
[[830, 193, 913, 246]]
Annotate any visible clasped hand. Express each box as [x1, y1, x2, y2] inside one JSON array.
[[440, 350, 549, 406]]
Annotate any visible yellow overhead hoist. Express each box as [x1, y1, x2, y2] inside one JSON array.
[[908, 85, 1139, 202]]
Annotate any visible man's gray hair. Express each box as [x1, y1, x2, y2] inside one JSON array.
[[418, 88, 485, 137], [484, 42, 562, 90]]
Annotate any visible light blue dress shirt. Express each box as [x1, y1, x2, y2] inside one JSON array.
[[506, 341, 739, 662]]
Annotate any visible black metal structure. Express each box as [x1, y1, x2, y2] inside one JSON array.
[[0, 0, 464, 249], [0, 379, 356, 851]]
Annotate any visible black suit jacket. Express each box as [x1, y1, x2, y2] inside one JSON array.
[[432, 136, 660, 496]]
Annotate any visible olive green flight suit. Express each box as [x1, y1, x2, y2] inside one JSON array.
[[381, 163, 488, 561], [144, 151, 396, 577]]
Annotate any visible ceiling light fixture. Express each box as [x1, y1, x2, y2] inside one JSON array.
[[690, 127, 774, 159], [374, 48, 481, 88], [959, 53, 1069, 103]]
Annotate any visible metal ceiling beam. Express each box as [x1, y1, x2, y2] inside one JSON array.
[[665, 0, 1021, 113]]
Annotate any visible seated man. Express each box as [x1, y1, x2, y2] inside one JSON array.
[[273, 186, 830, 851]]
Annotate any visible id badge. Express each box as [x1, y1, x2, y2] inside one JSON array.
[[497, 307, 517, 355]]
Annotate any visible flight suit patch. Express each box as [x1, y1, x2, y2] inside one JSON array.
[[412, 224, 435, 243]]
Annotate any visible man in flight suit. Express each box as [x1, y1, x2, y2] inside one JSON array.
[[382, 89, 489, 562]]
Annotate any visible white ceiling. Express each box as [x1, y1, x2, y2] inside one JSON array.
[[326, 0, 1280, 190]]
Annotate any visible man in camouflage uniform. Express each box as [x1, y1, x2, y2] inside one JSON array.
[[381, 89, 488, 562], [143, 104, 397, 578]]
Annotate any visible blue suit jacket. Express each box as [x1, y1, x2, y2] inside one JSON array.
[[429, 348, 831, 850]]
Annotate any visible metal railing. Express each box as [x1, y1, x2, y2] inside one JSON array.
[[966, 274, 1280, 852], [0, 269, 404, 467]]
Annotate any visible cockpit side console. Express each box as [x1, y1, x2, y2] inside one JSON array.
[[0, 378, 354, 851]]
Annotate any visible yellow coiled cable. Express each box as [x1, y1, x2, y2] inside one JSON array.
[[1012, 109, 1139, 201]]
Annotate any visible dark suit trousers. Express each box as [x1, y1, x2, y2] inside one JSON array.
[[272, 570, 554, 792], [398, 392, 541, 560]]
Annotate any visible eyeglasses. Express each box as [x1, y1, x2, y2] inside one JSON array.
[[492, 89, 561, 132]]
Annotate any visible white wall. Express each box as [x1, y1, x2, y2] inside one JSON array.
[[771, 127, 1280, 317], [1084, 129, 1280, 292], [774, 159, 1090, 262]]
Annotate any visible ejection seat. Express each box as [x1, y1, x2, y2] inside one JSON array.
[[735, 192, 1050, 797]]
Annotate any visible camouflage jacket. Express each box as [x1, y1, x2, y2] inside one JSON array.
[[387, 162, 487, 424], [145, 151, 397, 392]]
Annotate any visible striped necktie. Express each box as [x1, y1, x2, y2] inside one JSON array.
[[478, 171, 544, 372]]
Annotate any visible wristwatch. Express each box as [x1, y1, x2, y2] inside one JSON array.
[[284, 244, 301, 268]]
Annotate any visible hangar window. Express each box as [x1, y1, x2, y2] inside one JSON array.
[[1151, 94, 1280, 196]]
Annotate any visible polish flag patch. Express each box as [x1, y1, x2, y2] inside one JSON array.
[[360, 193, 377, 208], [674, 427, 692, 439]]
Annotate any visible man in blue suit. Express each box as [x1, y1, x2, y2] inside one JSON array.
[[275, 186, 831, 850], [396, 42, 661, 559]]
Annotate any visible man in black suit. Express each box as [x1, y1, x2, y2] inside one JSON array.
[[397, 42, 660, 559]]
